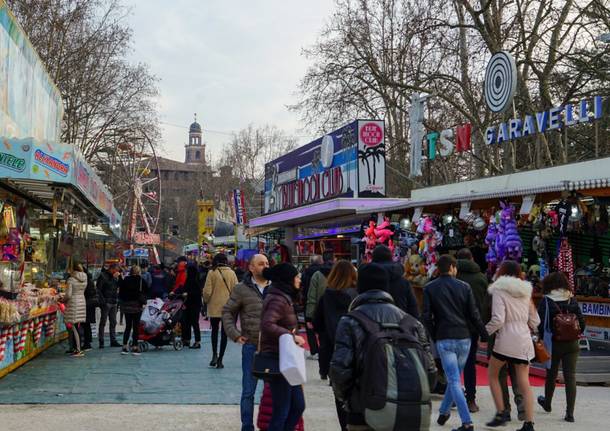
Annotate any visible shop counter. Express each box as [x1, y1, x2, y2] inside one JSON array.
[[0, 307, 67, 378]]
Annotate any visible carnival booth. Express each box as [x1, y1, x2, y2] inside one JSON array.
[[0, 138, 122, 377], [248, 119, 409, 268], [365, 157, 610, 382]]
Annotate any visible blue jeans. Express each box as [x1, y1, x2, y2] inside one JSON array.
[[241, 343, 259, 431], [436, 338, 472, 425], [268, 376, 305, 431]]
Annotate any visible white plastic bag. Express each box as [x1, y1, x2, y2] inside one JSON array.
[[279, 333, 307, 386]]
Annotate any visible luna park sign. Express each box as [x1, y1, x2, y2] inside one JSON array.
[[483, 51, 603, 145], [427, 51, 603, 156]]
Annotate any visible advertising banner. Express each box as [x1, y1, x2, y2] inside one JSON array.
[[0, 2, 63, 142], [232, 189, 247, 225], [0, 137, 30, 179], [197, 200, 215, 244], [580, 302, 610, 318], [30, 141, 74, 183], [264, 120, 386, 215], [0, 136, 120, 231], [357, 120, 386, 197], [134, 232, 160, 245]]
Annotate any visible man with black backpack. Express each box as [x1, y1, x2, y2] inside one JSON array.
[[330, 263, 437, 431]]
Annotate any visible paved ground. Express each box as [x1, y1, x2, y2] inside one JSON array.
[[0, 322, 608, 429]]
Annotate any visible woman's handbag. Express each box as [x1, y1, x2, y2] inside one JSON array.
[[532, 335, 551, 363], [252, 333, 281, 380]]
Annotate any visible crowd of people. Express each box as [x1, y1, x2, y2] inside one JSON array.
[[57, 244, 587, 431]]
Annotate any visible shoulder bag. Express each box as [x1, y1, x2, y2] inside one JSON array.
[[252, 332, 280, 381]]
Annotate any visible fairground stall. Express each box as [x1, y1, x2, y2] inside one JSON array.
[[248, 120, 408, 268], [0, 138, 121, 377], [368, 156, 610, 383], [0, 0, 121, 376]]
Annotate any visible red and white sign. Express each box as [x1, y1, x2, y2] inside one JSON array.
[[359, 122, 384, 147], [134, 232, 160, 245]]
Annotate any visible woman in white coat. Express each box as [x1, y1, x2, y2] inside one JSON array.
[[485, 260, 540, 431], [62, 263, 88, 357]]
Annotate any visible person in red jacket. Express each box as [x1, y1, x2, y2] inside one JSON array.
[[257, 382, 305, 431], [260, 263, 306, 431], [173, 261, 187, 292]]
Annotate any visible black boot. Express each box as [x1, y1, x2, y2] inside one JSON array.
[[216, 357, 224, 369], [516, 422, 535, 431], [486, 412, 508, 427], [209, 353, 218, 367], [537, 396, 551, 412]]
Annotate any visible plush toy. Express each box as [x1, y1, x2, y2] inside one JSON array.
[[418, 217, 440, 277], [361, 220, 378, 262], [404, 254, 428, 288], [485, 221, 498, 264], [500, 203, 522, 261], [374, 216, 395, 254]]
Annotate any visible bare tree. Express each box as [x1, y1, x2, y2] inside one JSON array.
[[293, 0, 610, 189], [220, 124, 298, 182], [6, 0, 160, 165], [218, 124, 298, 219]]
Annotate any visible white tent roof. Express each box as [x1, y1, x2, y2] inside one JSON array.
[[360, 157, 610, 213]]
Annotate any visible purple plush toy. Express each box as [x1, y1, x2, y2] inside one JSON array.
[[485, 221, 498, 265], [500, 202, 523, 261]]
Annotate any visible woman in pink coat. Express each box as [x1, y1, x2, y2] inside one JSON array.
[[485, 260, 540, 431]]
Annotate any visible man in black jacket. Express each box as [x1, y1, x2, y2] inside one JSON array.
[[456, 247, 489, 413], [372, 245, 419, 319], [330, 263, 436, 431], [423, 255, 488, 431], [96, 264, 121, 348]]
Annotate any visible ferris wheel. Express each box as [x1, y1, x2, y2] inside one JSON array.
[[105, 130, 162, 262]]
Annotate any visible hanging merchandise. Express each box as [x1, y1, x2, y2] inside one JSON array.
[[556, 238, 575, 292], [555, 199, 571, 237], [485, 220, 498, 272], [443, 220, 464, 249], [418, 217, 441, 277], [498, 202, 523, 261], [532, 234, 546, 259], [374, 216, 396, 253], [16, 201, 29, 234]]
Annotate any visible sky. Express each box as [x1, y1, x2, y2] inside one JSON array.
[[126, 0, 335, 164]]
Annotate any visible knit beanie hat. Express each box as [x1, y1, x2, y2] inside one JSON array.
[[263, 263, 299, 286], [357, 263, 389, 293]]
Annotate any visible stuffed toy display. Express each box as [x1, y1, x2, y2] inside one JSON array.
[[417, 217, 442, 277], [500, 203, 523, 261], [361, 216, 396, 262], [485, 220, 498, 273], [404, 253, 428, 288]]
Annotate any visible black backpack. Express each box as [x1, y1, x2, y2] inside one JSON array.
[[350, 309, 432, 431]]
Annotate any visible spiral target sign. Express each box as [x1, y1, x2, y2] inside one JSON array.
[[484, 51, 517, 113]]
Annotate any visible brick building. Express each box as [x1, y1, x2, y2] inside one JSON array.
[[155, 117, 239, 240]]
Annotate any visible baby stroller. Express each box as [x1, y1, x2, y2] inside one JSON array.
[[137, 297, 185, 351]]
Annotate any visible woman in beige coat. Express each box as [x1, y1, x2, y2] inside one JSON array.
[[62, 263, 88, 357], [203, 253, 237, 369], [485, 260, 541, 431]]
